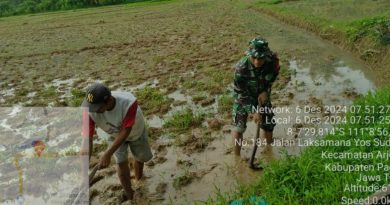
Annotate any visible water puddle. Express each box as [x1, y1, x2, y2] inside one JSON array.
[[0, 145, 6, 152], [51, 78, 75, 88], [166, 90, 218, 115], [139, 56, 376, 204], [41, 78, 78, 102], [144, 130, 261, 204], [288, 60, 375, 105], [168, 89, 189, 102], [147, 115, 164, 129], [26, 91, 37, 98], [0, 54, 376, 204], [1, 87, 15, 98], [129, 79, 159, 92]]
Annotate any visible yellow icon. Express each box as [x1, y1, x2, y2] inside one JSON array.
[[87, 93, 94, 103]]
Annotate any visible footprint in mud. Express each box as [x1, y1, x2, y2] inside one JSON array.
[[89, 166, 116, 187], [148, 142, 168, 167], [173, 163, 218, 190], [139, 182, 168, 203], [222, 124, 233, 134], [95, 184, 124, 205], [207, 118, 222, 130], [176, 159, 193, 168], [225, 147, 233, 155], [343, 87, 361, 99], [155, 182, 168, 194], [149, 155, 167, 166]]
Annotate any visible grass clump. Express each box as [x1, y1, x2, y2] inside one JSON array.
[[347, 16, 390, 45], [192, 94, 207, 103], [218, 93, 233, 115], [182, 79, 219, 94], [40, 86, 57, 98], [135, 86, 172, 115], [273, 66, 292, 90], [164, 108, 205, 132], [182, 67, 232, 95], [173, 171, 196, 190], [67, 88, 85, 106], [93, 141, 109, 155]]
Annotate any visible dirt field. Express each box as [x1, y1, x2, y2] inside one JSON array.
[[0, 0, 380, 204]]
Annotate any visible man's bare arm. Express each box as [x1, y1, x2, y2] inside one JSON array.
[[98, 127, 132, 169]]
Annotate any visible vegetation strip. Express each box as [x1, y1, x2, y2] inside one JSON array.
[[253, 0, 390, 85], [0, 0, 173, 17], [207, 87, 390, 204]]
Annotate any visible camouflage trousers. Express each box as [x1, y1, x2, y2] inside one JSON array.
[[232, 92, 275, 133]]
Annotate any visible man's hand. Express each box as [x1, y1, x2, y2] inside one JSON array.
[[258, 91, 269, 107], [252, 113, 262, 124], [99, 151, 112, 169]]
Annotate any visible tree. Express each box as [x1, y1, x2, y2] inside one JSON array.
[[0, 1, 11, 16], [37, 0, 58, 12], [18, 0, 38, 14]]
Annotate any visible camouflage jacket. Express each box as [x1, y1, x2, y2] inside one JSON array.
[[233, 54, 280, 106]]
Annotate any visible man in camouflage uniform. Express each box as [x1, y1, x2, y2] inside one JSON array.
[[232, 37, 280, 156]]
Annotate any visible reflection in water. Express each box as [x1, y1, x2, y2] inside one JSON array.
[[288, 60, 375, 105]]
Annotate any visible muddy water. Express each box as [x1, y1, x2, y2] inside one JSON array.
[[87, 57, 376, 204], [133, 5, 377, 205]]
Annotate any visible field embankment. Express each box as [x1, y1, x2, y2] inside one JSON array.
[[254, 0, 390, 86]]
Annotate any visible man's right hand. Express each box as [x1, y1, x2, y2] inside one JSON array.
[[258, 91, 269, 107], [252, 113, 262, 124]]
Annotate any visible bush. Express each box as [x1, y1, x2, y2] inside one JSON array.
[[0, 0, 159, 17], [347, 16, 390, 45]]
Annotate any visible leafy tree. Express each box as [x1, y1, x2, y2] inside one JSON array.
[[18, 0, 38, 14], [0, 0, 154, 17], [0, 1, 11, 16]]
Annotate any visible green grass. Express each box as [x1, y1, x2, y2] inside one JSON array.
[[0, 0, 179, 58], [182, 80, 220, 95], [93, 141, 109, 155], [135, 86, 172, 115], [67, 88, 85, 106], [207, 87, 390, 204], [182, 67, 233, 95], [347, 16, 390, 45], [0, 0, 174, 18], [164, 108, 205, 130], [255, 0, 390, 84], [192, 94, 207, 103], [272, 66, 292, 90], [39, 86, 57, 98], [257, 0, 390, 22], [255, 0, 390, 45], [218, 93, 233, 115]]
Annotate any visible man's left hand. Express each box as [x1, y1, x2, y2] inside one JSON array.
[[99, 151, 112, 169]]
